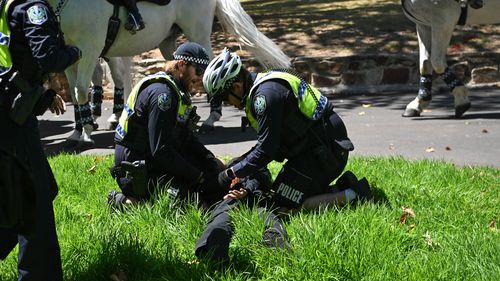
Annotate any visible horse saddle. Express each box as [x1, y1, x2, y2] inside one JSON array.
[[106, 0, 172, 6]]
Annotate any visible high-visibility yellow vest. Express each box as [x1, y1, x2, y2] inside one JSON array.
[[0, 0, 15, 76], [115, 72, 193, 140], [245, 71, 328, 131]]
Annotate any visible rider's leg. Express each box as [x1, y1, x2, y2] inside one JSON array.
[[122, 0, 145, 32]]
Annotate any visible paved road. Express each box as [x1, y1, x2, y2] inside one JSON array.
[[39, 88, 500, 168]]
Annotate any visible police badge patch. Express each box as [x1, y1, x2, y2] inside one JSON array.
[[158, 93, 171, 111], [27, 5, 49, 25], [254, 95, 266, 115]]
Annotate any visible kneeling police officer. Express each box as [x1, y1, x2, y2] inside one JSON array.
[[0, 0, 81, 279], [108, 42, 226, 209], [203, 48, 372, 213]]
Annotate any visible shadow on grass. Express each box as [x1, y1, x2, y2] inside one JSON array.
[[66, 234, 257, 281], [370, 184, 390, 207]]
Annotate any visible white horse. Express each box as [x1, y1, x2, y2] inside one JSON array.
[[401, 0, 497, 117], [48, 0, 290, 145], [90, 57, 132, 130]]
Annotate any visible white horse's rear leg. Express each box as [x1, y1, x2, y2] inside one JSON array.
[[90, 60, 105, 122], [65, 64, 83, 144], [403, 24, 433, 117], [73, 57, 101, 145], [106, 57, 131, 130], [431, 19, 471, 117]]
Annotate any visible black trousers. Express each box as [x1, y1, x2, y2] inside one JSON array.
[[0, 111, 62, 281], [194, 198, 286, 263], [114, 144, 223, 206]]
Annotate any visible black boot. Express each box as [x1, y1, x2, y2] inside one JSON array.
[[124, 11, 145, 32]]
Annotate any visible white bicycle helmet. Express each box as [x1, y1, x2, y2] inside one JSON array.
[[203, 48, 242, 101]]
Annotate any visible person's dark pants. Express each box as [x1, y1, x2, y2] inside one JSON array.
[[271, 142, 349, 209], [114, 144, 223, 206], [195, 198, 286, 263], [0, 110, 63, 281]]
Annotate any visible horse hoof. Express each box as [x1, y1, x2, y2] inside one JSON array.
[[402, 108, 421, 117], [93, 122, 99, 131], [77, 139, 95, 149], [108, 122, 118, 131], [198, 124, 215, 134], [64, 138, 80, 148], [455, 102, 471, 118]]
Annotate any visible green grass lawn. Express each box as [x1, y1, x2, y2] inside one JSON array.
[[1, 154, 499, 280]]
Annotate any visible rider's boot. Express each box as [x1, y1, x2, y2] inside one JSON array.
[[124, 11, 145, 33]]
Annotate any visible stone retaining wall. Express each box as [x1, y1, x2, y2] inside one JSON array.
[[52, 53, 500, 102]]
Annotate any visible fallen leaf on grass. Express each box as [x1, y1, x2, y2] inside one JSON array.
[[87, 165, 97, 173], [425, 147, 435, 153], [399, 206, 416, 224], [481, 128, 489, 133], [362, 103, 372, 108], [489, 218, 497, 232], [94, 156, 105, 162]]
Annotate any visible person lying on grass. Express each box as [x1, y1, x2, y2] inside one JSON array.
[[195, 157, 373, 267]]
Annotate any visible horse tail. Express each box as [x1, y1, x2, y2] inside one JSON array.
[[215, 0, 291, 69]]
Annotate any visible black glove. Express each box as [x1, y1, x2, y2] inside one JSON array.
[[218, 168, 235, 188]]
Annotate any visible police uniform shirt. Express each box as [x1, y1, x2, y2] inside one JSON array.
[[133, 80, 212, 182], [7, 0, 80, 80], [231, 79, 298, 178]]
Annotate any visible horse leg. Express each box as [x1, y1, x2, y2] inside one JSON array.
[[175, 16, 221, 133], [64, 64, 84, 145], [90, 59, 105, 125], [431, 21, 471, 118], [403, 24, 434, 117], [74, 57, 101, 145], [106, 57, 128, 130]]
